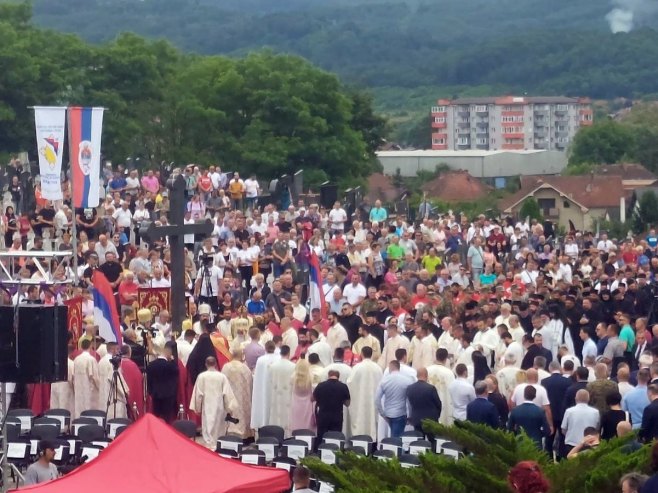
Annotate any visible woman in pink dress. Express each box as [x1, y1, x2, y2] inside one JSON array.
[[289, 358, 316, 432]]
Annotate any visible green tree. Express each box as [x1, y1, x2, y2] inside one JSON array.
[[519, 197, 543, 222], [633, 190, 658, 233], [568, 120, 636, 166], [305, 421, 650, 493]]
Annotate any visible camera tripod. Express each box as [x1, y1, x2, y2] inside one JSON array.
[[104, 366, 133, 421]]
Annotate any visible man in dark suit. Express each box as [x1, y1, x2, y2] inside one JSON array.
[[562, 366, 589, 412], [407, 368, 442, 432], [466, 380, 499, 428], [541, 361, 571, 457], [639, 384, 658, 443], [508, 385, 550, 449], [146, 343, 180, 423], [521, 334, 542, 370]]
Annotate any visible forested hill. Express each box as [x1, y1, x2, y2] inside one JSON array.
[[24, 0, 658, 116]]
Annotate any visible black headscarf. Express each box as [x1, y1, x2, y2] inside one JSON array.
[[186, 333, 215, 384]]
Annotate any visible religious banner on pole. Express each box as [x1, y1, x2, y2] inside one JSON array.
[[68, 106, 104, 208], [138, 287, 171, 318], [64, 296, 83, 346], [33, 106, 67, 201]]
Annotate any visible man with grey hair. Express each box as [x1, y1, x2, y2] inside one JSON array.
[[561, 389, 599, 456], [466, 380, 500, 428]]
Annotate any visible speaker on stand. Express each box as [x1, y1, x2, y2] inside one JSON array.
[[319, 182, 338, 210], [0, 305, 68, 383]]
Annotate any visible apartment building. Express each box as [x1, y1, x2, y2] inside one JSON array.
[[430, 96, 593, 151]]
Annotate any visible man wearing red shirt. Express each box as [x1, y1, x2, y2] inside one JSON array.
[[621, 242, 638, 266], [118, 270, 138, 317]]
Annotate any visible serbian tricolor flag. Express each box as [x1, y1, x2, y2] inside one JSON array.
[[68, 106, 104, 208], [309, 251, 327, 317], [90, 270, 121, 344]]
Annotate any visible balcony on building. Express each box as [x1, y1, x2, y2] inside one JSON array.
[[554, 105, 569, 114], [533, 109, 549, 117], [475, 105, 488, 114], [534, 141, 547, 149], [475, 118, 489, 127], [458, 109, 470, 118], [457, 119, 471, 128]]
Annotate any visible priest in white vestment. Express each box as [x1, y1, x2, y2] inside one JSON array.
[[352, 326, 381, 363], [307, 329, 332, 367], [222, 349, 254, 438], [50, 354, 75, 417], [190, 356, 239, 449], [267, 345, 296, 435], [250, 341, 280, 430], [379, 324, 410, 370], [72, 339, 100, 418], [410, 327, 437, 371], [426, 348, 455, 425], [326, 315, 349, 353], [347, 346, 383, 439], [98, 342, 118, 413], [281, 318, 299, 357]]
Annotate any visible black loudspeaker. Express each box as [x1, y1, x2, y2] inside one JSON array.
[[320, 183, 338, 209], [0, 305, 68, 383]]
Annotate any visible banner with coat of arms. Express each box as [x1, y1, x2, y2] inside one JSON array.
[[33, 106, 67, 201], [64, 296, 83, 346], [138, 288, 171, 318], [68, 106, 104, 209]]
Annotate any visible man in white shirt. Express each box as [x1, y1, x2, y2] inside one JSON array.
[[328, 201, 347, 234], [243, 174, 260, 210], [448, 363, 475, 421], [561, 389, 600, 454], [150, 266, 171, 288], [509, 369, 553, 432], [596, 233, 614, 253], [112, 201, 133, 230], [343, 273, 366, 311], [580, 327, 598, 362]]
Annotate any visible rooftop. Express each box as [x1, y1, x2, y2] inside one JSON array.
[[376, 149, 549, 158], [421, 170, 491, 202], [500, 175, 624, 211], [449, 96, 586, 105]]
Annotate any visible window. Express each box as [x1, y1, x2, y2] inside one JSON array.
[[475, 105, 487, 112], [434, 117, 445, 123], [537, 198, 556, 215], [556, 104, 568, 111], [476, 138, 487, 144], [557, 137, 570, 143], [457, 137, 469, 145], [563, 201, 571, 208], [431, 106, 439, 113], [432, 138, 445, 145]]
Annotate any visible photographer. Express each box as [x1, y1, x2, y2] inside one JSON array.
[[194, 254, 222, 314]]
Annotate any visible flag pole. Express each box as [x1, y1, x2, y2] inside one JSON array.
[[67, 109, 80, 285]]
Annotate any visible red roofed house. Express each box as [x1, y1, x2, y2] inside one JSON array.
[[421, 170, 491, 202], [498, 174, 625, 230]]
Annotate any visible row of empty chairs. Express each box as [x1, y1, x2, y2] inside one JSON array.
[[168, 420, 464, 492], [2, 408, 131, 486]]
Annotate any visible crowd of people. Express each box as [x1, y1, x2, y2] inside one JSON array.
[[4, 159, 658, 491]]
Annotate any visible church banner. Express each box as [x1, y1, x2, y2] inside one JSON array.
[[64, 296, 83, 346], [68, 106, 104, 208], [138, 287, 171, 318], [33, 106, 67, 201]]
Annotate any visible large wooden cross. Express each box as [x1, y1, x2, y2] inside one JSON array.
[[141, 174, 213, 332]]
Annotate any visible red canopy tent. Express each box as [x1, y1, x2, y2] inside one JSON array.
[[17, 414, 290, 493]]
